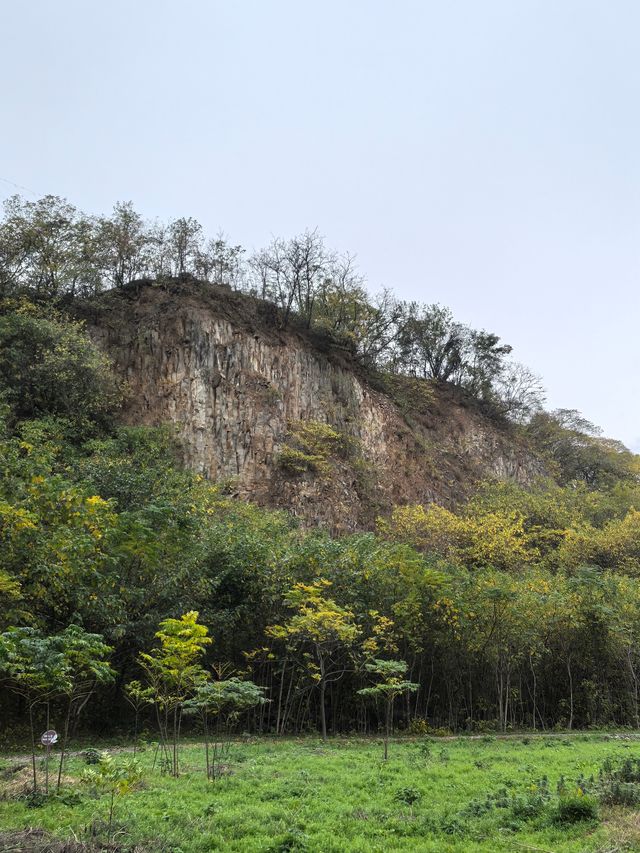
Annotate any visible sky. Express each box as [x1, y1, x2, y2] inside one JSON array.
[[1, 0, 639, 449]]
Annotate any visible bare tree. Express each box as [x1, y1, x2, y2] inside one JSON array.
[[495, 361, 546, 423], [248, 230, 327, 327]]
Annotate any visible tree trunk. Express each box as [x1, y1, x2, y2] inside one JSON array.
[[384, 698, 392, 761], [276, 659, 287, 736], [319, 679, 327, 742], [56, 697, 73, 793], [28, 703, 37, 792], [627, 647, 639, 729], [530, 655, 537, 731], [567, 657, 574, 730]]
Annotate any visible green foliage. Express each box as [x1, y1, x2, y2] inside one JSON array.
[[0, 624, 112, 792], [0, 304, 122, 428], [184, 677, 268, 780], [267, 580, 360, 740], [0, 627, 68, 701], [82, 749, 101, 766], [185, 678, 268, 720], [551, 793, 599, 825], [81, 751, 142, 839], [526, 409, 638, 488], [391, 302, 513, 400], [136, 611, 211, 776], [358, 660, 418, 758], [395, 785, 421, 807], [1, 241, 640, 742]]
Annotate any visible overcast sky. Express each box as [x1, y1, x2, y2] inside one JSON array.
[[2, 0, 638, 449]]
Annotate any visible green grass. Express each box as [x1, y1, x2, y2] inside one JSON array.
[[1, 733, 640, 851]]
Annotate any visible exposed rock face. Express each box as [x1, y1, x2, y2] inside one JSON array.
[[85, 283, 543, 531]]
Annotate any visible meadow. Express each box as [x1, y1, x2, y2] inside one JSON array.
[[2, 733, 640, 852]]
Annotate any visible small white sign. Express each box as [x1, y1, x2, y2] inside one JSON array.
[[41, 730, 58, 746]]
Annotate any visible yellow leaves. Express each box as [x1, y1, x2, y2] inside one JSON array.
[[86, 495, 108, 509], [433, 596, 460, 629], [379, 502, 539, 571], [265, 624, 288, 641], [267, 579, 361, 650], [0, 502, 37, 536], [557, 509, 640, 574], [361, 611, 399, 656]]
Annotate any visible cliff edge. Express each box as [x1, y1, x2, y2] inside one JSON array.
[[83, 281, 543, 531]]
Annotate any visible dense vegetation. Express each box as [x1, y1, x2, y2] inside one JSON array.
[[0, 195, 639, 753]]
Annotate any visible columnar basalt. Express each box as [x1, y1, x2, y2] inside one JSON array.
[[86, 283, 543, 531]]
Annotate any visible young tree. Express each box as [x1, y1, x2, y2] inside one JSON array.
[[358, 659, 418, 759], [0, 627, 68, 791], [184, 676, 267, 779], [394, 304, 465, 381], [135, 611, 211, 776], [167, 217, 203, 277], [54, 626, 114, 791], [266, 580, 360, 741], [248, 230, 327, 327], [494, 361, 546, 423], [82, 752, 142, 841], [196, 233, 245, 286]]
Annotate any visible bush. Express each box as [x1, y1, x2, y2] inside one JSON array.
[[408, 722, 452, 737], [552, 794, 598, 825], [83, 749, 101, 765], [510, 793, 547, 820], [0, 306, 122, 428], [395, 786, 421, 807], [278, 420, 355, 477], [407, 718, 430, 735], [596, 756, 640, 806], [599, 781, 640, 806]]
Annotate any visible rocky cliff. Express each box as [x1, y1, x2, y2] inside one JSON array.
[[84, 282, 543, 531]]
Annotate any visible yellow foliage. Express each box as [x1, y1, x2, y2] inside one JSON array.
[[378, 503, 538, 570]]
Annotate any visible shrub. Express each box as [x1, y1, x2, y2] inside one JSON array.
[[395, 786, 421, 807], [510, 793, 547, 820], [407, 717, 429, 735], [0, 307, 122, 428], [504, 777, 551, 821], [596, 756, 640, 806], [278, 420, 355, 477], [599, 781, 640, 806], [552, 794, 598, 825], [278, 446, 326, 474]]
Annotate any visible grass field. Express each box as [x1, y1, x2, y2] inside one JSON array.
[[2, 733, 640, 852]]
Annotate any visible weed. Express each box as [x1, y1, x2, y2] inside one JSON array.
[[552, 794, 599, 825]]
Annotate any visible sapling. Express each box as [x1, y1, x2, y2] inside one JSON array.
[[266, 580, 360, 741], [184, 676, 268, 780], [52, 625, 114, 792], [135, 611, 211, 776], [358, 659, 418, 760], [0, 627, 67, 792], [82, 752, 142, 841]]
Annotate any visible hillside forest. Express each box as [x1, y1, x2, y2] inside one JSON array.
[[1, 194, 640, 752]]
